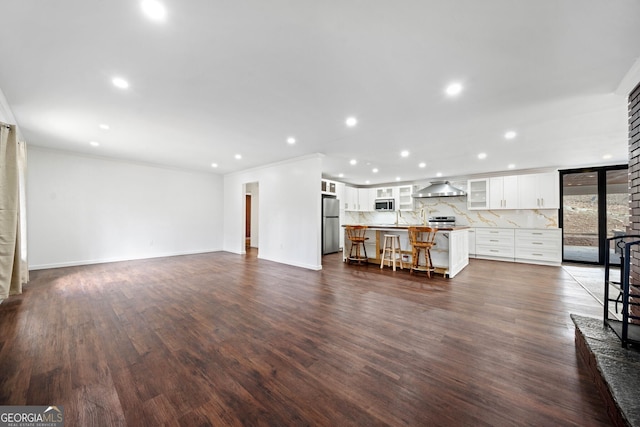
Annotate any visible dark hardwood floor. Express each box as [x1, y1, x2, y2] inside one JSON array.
[[0, 251, 612, 426]]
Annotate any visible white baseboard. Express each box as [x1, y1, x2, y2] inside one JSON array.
[[28, 248, 223, 270]]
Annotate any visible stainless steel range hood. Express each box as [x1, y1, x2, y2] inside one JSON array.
[[412, 181, 466, 198]]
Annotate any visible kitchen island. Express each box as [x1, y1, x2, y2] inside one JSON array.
[[343, 224, 469, 278]]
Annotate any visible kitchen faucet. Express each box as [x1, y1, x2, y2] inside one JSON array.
[[395, 210, 401, 225], [420, 208, 427, 225]]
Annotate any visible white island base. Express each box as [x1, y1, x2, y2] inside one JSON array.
[[343, 225, 469, 278]]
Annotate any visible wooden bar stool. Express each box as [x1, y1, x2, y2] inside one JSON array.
[[380, 234, 404, 271], [345, 225, 369, 265], [408, 226, 437, 278]]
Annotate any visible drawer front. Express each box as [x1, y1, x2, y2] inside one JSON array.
[[476, 245, 515, 258], [515, 229, 561, 262], [476, 228, 514, 239], [477, 236, 514, 247], [515, 229, 561, 240], [515, 237, 561, 251], [515, 248, 561, 262]]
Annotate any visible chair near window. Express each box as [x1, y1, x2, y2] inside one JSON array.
[[345, 225, 369, 265], [408, 226, 437, 278]]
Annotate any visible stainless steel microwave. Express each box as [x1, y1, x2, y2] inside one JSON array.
[[375, 198, 395, 211]]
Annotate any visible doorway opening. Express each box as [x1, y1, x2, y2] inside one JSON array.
[[245, 194, 251, 249], [244, 182, 259, 254], [560, 165, 629, 265]]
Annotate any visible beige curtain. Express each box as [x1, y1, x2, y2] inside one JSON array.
[[0, 122, 28, 301]]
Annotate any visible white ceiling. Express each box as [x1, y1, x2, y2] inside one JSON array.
[[1, 0, 639, 185]]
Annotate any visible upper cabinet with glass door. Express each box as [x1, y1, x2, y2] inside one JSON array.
[[397, 185, 414, 211], [467, 179, 489, 210], [374, 187, 394, 199]]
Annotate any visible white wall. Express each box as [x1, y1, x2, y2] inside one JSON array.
[[224, 154, 322, 270], [27, 147, 224, 269]]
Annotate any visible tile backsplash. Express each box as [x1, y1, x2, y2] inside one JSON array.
[[345, 195, 558, 229]]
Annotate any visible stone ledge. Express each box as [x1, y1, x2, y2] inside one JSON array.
[[571, 314, 640, 427]]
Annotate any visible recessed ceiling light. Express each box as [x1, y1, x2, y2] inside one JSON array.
[[234, 154, 242, 160], [603, 154, 612, 159], [349, 159, 357, 165], [436, 172, 443, 177], [99, 124, 110, 130], [141, 0, 167, 21], [418, 162, 426, 168], [338, 173, 344, 178], [112, 77, 129, 89], [365, 180, 370, 184], [372, 168, 379, 173], [211, 163, 218, 168], [508, 164, 515, 169], [89, 141, 100, 147], [345, 117, 358, 127], [287, 137, 296, 144], [504, 131, 517, 140], [445, 82, 463, 96], [395, 177, 401, 181], [400, 150, 409, 157], [478, 153, 487, 159]]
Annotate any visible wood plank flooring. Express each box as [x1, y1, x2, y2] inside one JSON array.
[[0, 251, 612, 426]]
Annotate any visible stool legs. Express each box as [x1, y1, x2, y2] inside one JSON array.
[[380, 234, 403, 271], [348, 239, 368, 265], [410, 246, 434, 278]]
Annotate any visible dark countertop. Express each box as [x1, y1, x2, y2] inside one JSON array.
[[342, 224, 470, 231]]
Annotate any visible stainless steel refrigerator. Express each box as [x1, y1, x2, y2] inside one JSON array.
[[322, 196, 340, 254]]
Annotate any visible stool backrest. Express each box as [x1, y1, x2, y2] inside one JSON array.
[[346, 225, 368, 241], [408, 226, 437, 246]]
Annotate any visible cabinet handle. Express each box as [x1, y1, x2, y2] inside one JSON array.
[[532, 242, 543, 245], [490, 239, 499, 242], [541, 198, 544, 206], [532, 232, 542, 235], [533, 253, 543, 256], [490, 249, 499, 253]]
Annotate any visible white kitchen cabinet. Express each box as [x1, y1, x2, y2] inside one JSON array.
[[517, 173, 559, 209], [429, 229, 469, 278], [514, 229, 561, 265], [468, 228, 476, 258], [475, 227, 561, 266], [374, 187, 394, 199], [397, 185, 414, 211], [489, 176, 518, 209], [467, 179, 489, 210], [475, 228, 515, 260], [344, 186, 358, 211], [335, 182, 345, 209], [344, 187, 375, 211], [358, 188, 375, 211], [321, 179, 336, 195]]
